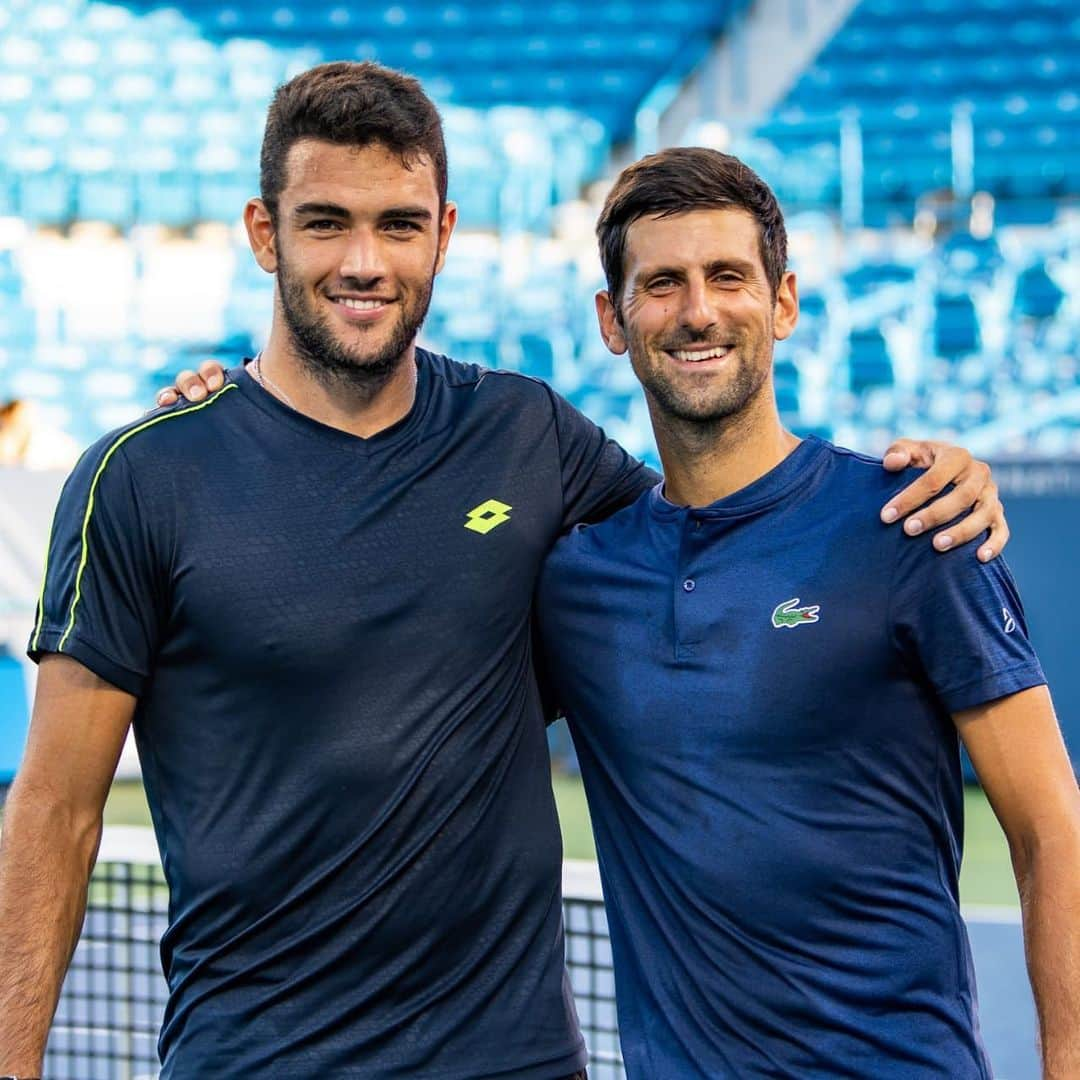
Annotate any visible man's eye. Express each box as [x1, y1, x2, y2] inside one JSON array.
[[385, 219, 422, 233], [307, 220, 341, 231], [649, 277, 677, 290]]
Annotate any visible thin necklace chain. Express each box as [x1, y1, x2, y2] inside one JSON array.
[[251, 354, 297, 411]]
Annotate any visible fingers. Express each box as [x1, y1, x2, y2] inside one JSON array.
[[153, 360, 228, 410], [174, 368, 208, 401], [197, 360, 226, 392], [977, 511, 1009, 563], [904, 462, 990, 537], [177, 360, 227, 401], [879, 463, 953, 525], [927, 490, 1007, 560], [880, 446, 978, 523], [881, 439, 915, 471], [880, 451, 1008, 561]]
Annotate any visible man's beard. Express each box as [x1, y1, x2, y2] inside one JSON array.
[[276, 252, 435, 397], [629, 328, 771, 427]]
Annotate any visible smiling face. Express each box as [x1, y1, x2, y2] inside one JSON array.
[[597, 207, 798, 427], [249, 138, 455, 391]]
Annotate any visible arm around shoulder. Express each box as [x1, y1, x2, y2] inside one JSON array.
[[0, 655, 136, 1073]]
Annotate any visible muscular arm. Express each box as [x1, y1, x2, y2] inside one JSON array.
[[0, 655, 135, 1073], [957, 686, 1080, 1078]]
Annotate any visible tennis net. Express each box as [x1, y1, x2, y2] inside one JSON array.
[[45, 827, 623, 1079]]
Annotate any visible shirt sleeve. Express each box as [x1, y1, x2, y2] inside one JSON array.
[[889, 533, 1046, 714], [545, 384, 659, 532], [28, 438, 165, 696]]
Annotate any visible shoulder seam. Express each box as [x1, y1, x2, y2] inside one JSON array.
[[821, 442, 885, 468], [539, 380, 567, 524], [469, 366, 551, 393], [33, 384, 238, 654]]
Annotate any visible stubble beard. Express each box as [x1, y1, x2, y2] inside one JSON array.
[[276, 251, 435, 398], [628, 326, 773, 433]]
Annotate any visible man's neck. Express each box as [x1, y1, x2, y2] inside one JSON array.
[[255, 328, 418, 439], [652, 395, 800, 508]]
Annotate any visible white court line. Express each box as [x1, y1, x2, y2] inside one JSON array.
[[52, 1023, 148, 1037], [962, 904, 1022, 925]]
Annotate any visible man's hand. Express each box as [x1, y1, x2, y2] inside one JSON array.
[[155, 360, 228, 406], [879, 438, 1007, 562]]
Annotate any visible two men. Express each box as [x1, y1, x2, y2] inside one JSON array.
[[0, 62, 1010, 1076], [536, 149, 1080, 1077]]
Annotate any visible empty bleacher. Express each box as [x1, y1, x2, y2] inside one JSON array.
[[0, 0, 1076, 466], [751, 0, 1079, 225]]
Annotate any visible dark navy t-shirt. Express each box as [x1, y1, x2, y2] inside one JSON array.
[[535, 436, 1046, 1079], [29, 351, 655, 1078]]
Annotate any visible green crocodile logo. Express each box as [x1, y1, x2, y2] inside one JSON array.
[[771, 597, 820, 629]]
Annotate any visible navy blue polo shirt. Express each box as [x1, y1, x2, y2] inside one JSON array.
[[536, 436, 1045, 1079], [29, 350, 655, 1078]]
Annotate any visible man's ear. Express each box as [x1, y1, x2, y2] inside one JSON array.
[[244, 198, 277, 274], [773, 270, 799, 342], [595, 290, 628, 355], [433, 201, 458, 276]]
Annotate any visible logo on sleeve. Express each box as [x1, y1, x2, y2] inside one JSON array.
[[464, 498, 513, 535], [771, 597, 820, 629], [1002, 607, 1016, 634]]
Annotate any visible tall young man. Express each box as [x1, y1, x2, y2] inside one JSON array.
[[0, 64, 1008, 1077], [535, 148, 1080, 1079]]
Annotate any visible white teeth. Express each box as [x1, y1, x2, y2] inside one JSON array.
[[671, 347, 731, 362], [337, 298, 385, 310]]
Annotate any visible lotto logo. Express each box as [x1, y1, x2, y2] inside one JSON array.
[[464, 499, 513, 535]]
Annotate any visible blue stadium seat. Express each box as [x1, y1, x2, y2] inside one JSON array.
[[934, 293, 981, 358], [1013, 262, 1065, 320], [756, 0, 1079, 213], [774, 358, 800, 417], [519, 332, 555, 382], [17, 167, 71, 225], [135, 170, 200, 228], [848, 327, 895, 393], [75, 174, 135, 226], [0, 649, 28, 786]]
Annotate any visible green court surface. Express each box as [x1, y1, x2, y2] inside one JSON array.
[[101, 775, 1020, 908]]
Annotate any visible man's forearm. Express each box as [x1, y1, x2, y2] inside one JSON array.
[[1015, 833, 1080, 1079], [0, 779, 101, 1072]]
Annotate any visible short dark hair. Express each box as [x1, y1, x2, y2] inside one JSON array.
[[260, 61, 448, 222], [596, 147, 787, 312]]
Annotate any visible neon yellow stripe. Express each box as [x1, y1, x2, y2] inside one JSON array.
[[56, 384, 237, 653], [31, 505, 60, 652]]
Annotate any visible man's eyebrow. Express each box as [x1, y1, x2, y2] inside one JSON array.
[[380, 206, 433, 222], [292, 202, 351, 220], [704, 257, 758, 275], [635, 257, 759, 281], [634, 264, 686, 282]]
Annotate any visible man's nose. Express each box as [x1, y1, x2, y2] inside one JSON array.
[[338, 230, 388, 284], [679, 278, 718, 334]]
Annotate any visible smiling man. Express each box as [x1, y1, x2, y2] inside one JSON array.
[[0, 65, 1013, 1078], [535, 148, 1080, 1079]]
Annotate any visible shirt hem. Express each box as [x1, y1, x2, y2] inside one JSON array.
[[160, 1042, 588, 1080], [939, 662, 1047, 714], [28, 628, 147, 697]]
